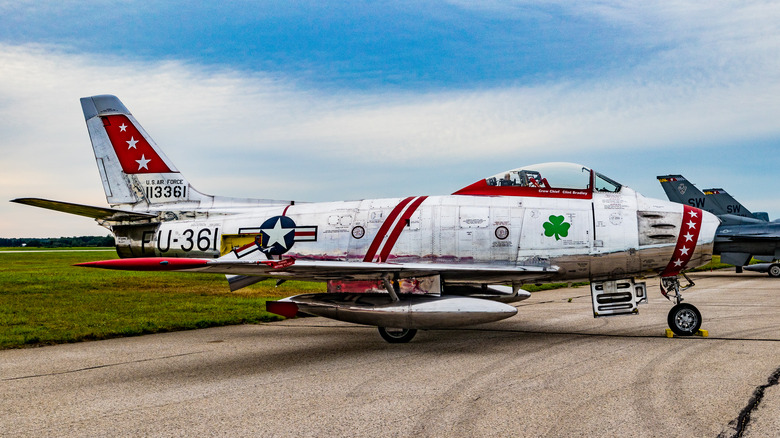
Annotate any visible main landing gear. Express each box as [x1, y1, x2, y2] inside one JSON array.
[[378, 327, 418, 343], [661, 274, 702, 336]]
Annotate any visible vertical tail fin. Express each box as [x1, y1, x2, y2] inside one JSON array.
[[702, 188, 766, 221], [81, 95, 210, 208], [656, 175, 726, 215]]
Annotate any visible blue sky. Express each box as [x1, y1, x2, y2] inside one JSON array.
[[2, 1, 780, 237], [0, 2, 637, 89]]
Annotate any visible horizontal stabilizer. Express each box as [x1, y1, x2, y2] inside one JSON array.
[[11, 198, 157, 221], [753, 212, 770, 222]]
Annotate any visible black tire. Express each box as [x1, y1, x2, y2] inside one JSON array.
[[378, 327, 417, 343], [768, 264, 780, 278], [667, 303, 702, 336], [736, 265, 743, 273]]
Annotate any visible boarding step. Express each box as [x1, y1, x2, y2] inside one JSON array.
[[591, 279, 647, 317]]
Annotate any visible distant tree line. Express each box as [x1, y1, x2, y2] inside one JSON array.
[[0, 235, 115, 248]]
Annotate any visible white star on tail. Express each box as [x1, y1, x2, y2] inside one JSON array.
[[688, 210, 698, 218], [135, 155, 151, 170], [119, 123, 127, 132], [127, 137, 138, 149], [263, 218, 293, 249], [683, 233, 694, 242], [679, 246, 690, 256], [686, 220, 697, 229]]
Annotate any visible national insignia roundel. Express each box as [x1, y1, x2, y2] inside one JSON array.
[[259, 216, 297, 255]]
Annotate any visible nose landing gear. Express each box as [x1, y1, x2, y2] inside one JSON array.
[[667, 302, 702, 336], [660, 274, 702, 336]]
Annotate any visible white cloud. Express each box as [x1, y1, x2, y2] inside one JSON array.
[[3, 1, 780, 236]]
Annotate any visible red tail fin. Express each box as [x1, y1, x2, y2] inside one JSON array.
[[100, 115, 174, 174]]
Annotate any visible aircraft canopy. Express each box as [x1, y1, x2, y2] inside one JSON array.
[[453, 162, 622, 198]]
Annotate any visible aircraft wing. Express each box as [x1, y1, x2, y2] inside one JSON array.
[[76, 257, 560, 284], [11, 198, 157, 221]]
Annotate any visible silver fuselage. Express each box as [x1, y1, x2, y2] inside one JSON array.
[[111, 186, 718, 284]]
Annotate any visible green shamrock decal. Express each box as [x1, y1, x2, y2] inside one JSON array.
[[543, 215, 570, 241]]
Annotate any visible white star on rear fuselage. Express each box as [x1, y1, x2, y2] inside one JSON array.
[[263, 218, 293, 249], [136, 155, 151, 170]]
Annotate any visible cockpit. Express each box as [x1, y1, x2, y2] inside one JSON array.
[[453, 162, 622, 198]]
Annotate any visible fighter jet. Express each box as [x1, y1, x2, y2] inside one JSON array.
[[13, 95, 719, 342], [658, 175, 780, 274]]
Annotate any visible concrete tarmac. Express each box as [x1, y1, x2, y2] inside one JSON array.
[[1, 270, 778, 437]]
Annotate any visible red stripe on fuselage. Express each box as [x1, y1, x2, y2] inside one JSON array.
[[377, 196, 428, 263], [363, 197, 415, 262]]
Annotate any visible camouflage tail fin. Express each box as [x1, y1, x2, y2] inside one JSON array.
[[656, 175, 726, 215], [702, 188, 766, 221]]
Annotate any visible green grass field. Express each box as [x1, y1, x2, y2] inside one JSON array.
[[689, 255, 736, 272], [0, 249, 323, 349]]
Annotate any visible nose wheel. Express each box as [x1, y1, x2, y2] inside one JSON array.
[[667, 303, 702, 336], [661, 274, 703, 336]]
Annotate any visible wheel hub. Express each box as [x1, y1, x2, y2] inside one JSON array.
[[675, 309, 696, 330]]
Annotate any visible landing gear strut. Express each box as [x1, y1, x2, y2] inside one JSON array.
[[378, 327, 417, 343], [661, 274, 702, 336]]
